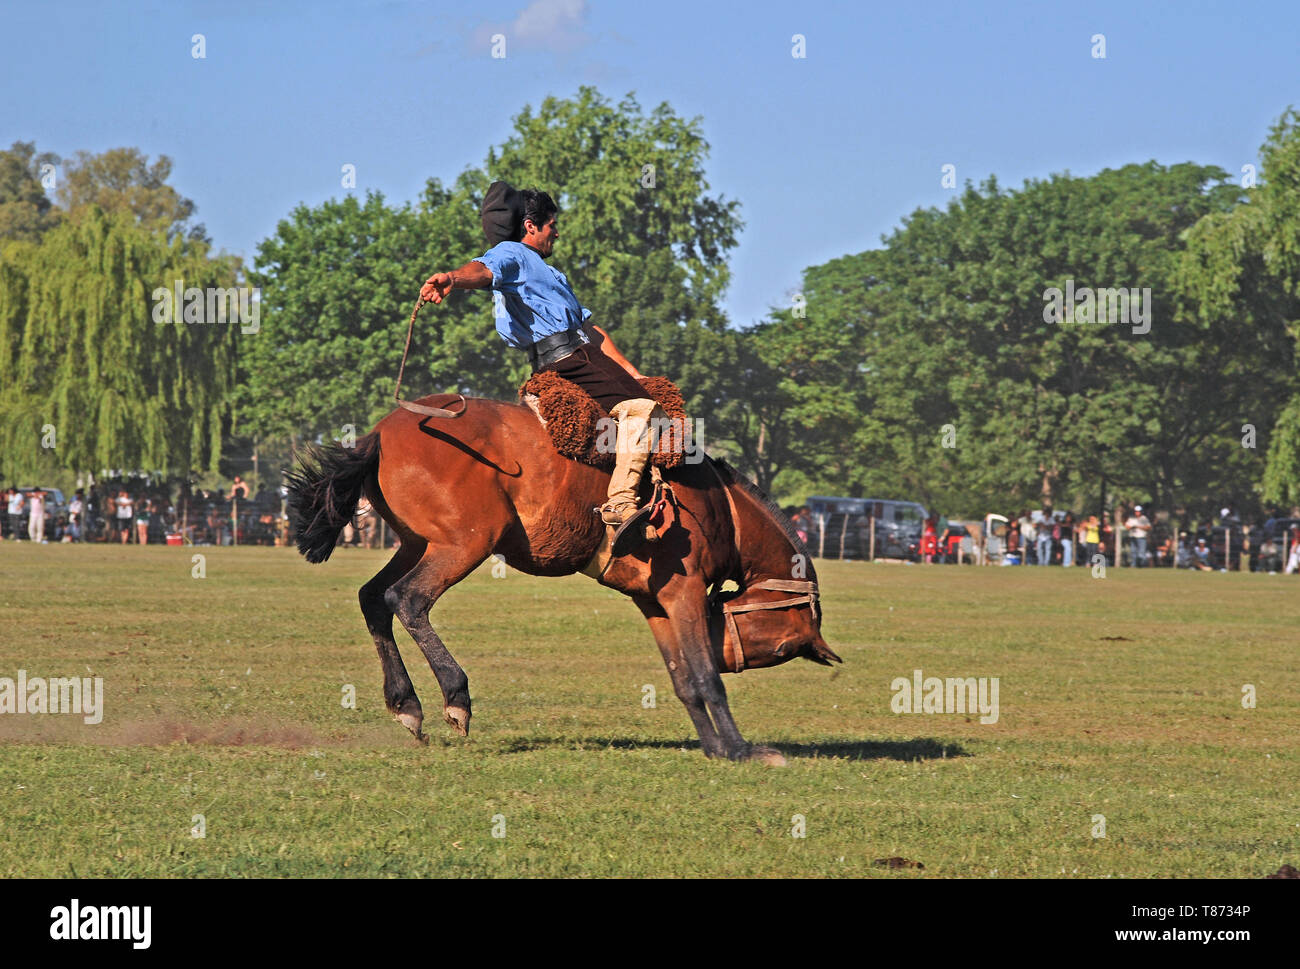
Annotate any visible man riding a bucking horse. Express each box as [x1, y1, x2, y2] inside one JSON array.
[[420, 181, 664, 547]]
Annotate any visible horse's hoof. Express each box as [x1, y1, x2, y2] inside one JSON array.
[[746, 746, 787, 767], [395, 711, 426, 744], [443, 705, 471, 737]]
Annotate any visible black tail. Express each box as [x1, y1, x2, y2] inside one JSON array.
[[284, 432, 381, 563]]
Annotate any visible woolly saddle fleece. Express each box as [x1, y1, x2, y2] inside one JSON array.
[[518, 371, 690, 470]]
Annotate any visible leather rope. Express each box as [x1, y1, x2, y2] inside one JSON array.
[[394, 297, 468, 419]]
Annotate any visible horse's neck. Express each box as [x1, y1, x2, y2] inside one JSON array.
[[726, 480, 812, 585]]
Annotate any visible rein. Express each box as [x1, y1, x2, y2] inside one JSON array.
[[394, 297, 467, 419], [705, 458, 821, 672]]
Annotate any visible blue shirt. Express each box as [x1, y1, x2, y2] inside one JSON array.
[[474, 241, 592, 349]]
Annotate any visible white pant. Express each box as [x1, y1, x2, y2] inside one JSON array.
[[28, 514, 44, 542]]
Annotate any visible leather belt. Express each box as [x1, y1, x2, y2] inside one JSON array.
[[526, 328, 587, 370]]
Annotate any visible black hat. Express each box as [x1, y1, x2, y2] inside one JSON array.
[[481, 180, 523, 246]]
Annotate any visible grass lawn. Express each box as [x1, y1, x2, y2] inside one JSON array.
[[1, 543, 1296, 877]]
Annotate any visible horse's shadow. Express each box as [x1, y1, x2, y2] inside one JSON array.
[[499, 736, 971, 761]]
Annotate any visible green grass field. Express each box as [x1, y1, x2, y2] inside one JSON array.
[[1, 543, 1296, 877]]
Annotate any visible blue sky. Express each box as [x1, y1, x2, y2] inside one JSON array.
[[3, 0, 1296, 327]]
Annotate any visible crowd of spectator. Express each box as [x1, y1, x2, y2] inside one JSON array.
[[783, 497, 1300, 575], [9, 478, 1299, 574], [1, 476, 296, 547], [3, 478, 399, 553], [985, 504, 1300, 573]]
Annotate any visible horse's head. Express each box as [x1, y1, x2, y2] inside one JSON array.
[[708, 578, 841, 673]]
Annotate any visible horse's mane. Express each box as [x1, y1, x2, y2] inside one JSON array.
[[710, 457, 810, 559]]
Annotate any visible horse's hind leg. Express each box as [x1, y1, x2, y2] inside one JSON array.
[[386, 544, 492, 737], [359, 538, 429, 741]]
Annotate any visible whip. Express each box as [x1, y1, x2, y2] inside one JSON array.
[[393, 296, 466, 419]]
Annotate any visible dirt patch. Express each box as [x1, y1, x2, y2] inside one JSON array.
[[874, 856, 925, 870], [115, 719, 326, 747], [0, 716, 338, 748]]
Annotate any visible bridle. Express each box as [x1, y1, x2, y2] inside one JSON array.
[[713, 577, 821, 673], [393, 298, 468, 419], [706, 459, 821, 673]]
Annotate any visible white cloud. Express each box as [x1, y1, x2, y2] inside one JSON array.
[[478, 0, 592, 53]]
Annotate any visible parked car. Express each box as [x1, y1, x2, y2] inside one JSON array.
[[805, 495, 929, 560]]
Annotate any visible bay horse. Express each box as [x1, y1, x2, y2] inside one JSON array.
[[286, 393, 840, 764]]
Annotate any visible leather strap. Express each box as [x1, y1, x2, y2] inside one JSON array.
[[720, 577, 820, 672], [394, 297, 467, 420], [396, 395, 468, 419]]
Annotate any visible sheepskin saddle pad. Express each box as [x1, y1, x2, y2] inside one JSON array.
[[518, 371, 692, 470]]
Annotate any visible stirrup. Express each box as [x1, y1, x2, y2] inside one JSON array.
[[609, 503, 657, 557]]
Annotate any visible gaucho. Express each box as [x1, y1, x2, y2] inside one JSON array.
[[420, 181, 665, 543]]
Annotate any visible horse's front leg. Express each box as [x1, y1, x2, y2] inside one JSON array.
[[652, 586, 786, 765], [633, 595, 726, 758]]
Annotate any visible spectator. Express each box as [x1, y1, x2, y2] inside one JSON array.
[[136, 499, 153, 546], [1081, 515, 1101, 565], [67, 490, 84, 542], [1125, 505, 1151, 567], [1018, 511, 1036, 564], [1193, 537, 1215, 571], [1257, 534, 1283, 573], [205, 504, 224, 546], [7, 488, 25, 541], [1060, 512, 1075, 567], [1154, 531, 1174, 568], [1005, 514, 1021, 563], [921, 517, 938, 563], [1036, 506, 1053, 566], [1286, 526, 1300, 575], [357, 496, 379, 549], [227, 475, 249, 501], [792, 506, 811, 546], [938, 521, 958, 563], [27, 488, 47, 543], [115, 490, 134, 544]]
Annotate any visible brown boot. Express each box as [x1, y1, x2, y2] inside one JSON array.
[[600, 398, 658, 526]]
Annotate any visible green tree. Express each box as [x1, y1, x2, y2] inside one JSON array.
[[58, 147, 207, 242], [0, 207, 238, 483], [240, 88, 743, 446], [789, 159, 1287, 519], [1212, 109, 1300, 508], [0, 141, 61, 243], [241, 192, 439, 442]]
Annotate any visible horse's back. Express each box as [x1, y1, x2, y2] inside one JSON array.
[[373, 394, 609, 573]]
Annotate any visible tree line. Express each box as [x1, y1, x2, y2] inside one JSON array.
[[2, 89, 1297, 521]]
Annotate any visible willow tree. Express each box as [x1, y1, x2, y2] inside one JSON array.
[[0, 206, 239, 483]]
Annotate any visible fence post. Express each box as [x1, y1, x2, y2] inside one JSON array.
[[838, 514, 848, 560], [869, 514, 876, 562], [817, 514, 826, 560]]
